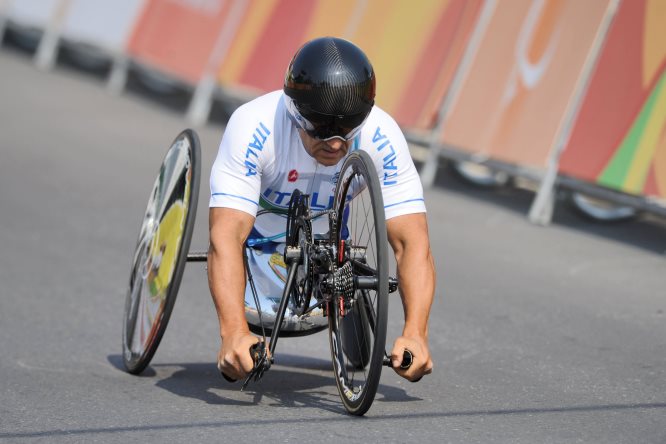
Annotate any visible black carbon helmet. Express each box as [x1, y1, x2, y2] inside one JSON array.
[[284, 37, 376, 141]]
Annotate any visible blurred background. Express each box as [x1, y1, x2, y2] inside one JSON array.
[[1, 0, 665, 441], [1, 0, 665, 223]]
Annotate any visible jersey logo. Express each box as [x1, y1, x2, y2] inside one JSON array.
[[288, 169, 298, 182], [372, 126, 398, 186], [262, 171, 336, 210], [244, 122, 271, 177]]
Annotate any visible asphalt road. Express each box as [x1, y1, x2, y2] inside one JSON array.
[[1, 46, 665, 443]]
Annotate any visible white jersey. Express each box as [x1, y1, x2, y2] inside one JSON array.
[[210, 90, 426, 241]]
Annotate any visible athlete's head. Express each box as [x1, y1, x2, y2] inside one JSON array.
[[284, 37, 376, 143]]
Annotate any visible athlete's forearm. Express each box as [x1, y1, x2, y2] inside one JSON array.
[[387, 213, 435, 338], [208, 239, 249, 339], [208, 208, 255, 340], [395, 244, 435, 338]]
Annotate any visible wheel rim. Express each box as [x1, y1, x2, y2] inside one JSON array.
[[122, 131, 200, 373], [329, 152, 387, 415]]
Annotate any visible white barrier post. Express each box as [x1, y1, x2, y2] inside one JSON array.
[[56, 0, 148, 95], [343, 0, 368, 38], [0, 0, 10, 43], [107, 54, 130, 95], [419, 0, 497, 188], [186, 0, 248, 127], [527, 0, 621, 225], [187, 73, 219, 127], [34, 0, 71, 70]]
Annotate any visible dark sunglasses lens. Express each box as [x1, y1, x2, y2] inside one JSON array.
[[308, 125, 352, 140], [303, 112, 367, 140]]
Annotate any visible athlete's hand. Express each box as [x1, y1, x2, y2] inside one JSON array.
[[217, 333, 260, 381], [391, 335, 433, 382]]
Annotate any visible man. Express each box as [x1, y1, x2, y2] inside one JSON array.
[[208, 37, 435, 383]]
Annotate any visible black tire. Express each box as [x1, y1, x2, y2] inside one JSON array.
[[450, 161, 510, 188], [122, 129, 201, 374], [328, 151, 388, 416], [134, 66, 182, 95], [569, 191, 637, 223]]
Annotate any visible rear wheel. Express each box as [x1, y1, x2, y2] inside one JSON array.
[[122, 129, 201, 374], [328, 151, 388, 416]]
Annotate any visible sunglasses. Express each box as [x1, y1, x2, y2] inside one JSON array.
[[285, 96, 370, 142]]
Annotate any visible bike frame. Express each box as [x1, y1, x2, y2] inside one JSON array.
[[186, 189, 400, 390]]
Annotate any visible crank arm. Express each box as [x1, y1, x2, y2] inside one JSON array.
[[241, 264, 298, 391], [241, 343, 271, 391]]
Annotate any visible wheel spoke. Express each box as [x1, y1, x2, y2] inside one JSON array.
[[362, 290, 377, 334]]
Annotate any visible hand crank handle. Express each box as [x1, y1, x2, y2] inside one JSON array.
[[382, 349, 414, 369]]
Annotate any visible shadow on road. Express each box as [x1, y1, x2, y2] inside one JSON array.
[[107, 354, 420, 412], [107, 354, 157, 377]]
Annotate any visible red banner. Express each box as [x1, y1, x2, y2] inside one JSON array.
[[440, 0, 611, 169], [559, 0, 666, 200], [216, 0, 482, 131], [126, 0, 235, 84]]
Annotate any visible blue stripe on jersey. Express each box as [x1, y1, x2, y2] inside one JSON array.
[[211, 192, 259, 206], [384, 198, 425, 209], [351, 136, 360, 152]]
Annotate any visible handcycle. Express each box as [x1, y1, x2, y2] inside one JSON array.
[[121, 129, 410, 416]]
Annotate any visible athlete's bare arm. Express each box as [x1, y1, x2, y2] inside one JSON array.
[[208, 207, 259, 380], [386, 212, 435, 381]]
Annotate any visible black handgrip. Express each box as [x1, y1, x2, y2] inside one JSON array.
[[400, 349, 413, 369], [240, 342, 270, 391], [219, 342, 264, 383], [382, 349, 414, 369], [382, 349, 422, 382], [218, 360, 237, 383], [221, 372, 237, 383], [250, 342, 265, 365], [401, 349, 422, 382]]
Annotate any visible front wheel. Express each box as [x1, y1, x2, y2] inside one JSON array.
[[328, 151, 388, 416]]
